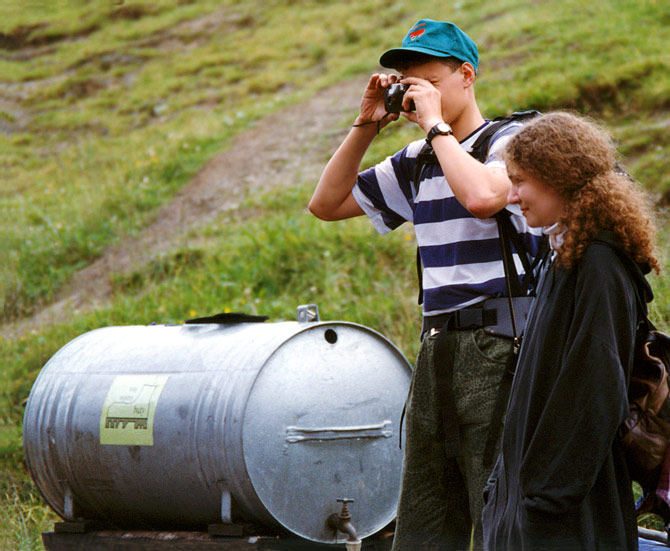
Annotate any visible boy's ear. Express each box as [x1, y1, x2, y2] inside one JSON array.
[[460, 62, 476, 87]]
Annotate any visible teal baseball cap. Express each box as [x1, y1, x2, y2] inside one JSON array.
[[379, 19, 479, 73]]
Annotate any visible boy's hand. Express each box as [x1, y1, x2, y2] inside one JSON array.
[[399, 76, 444, 132], [354, 73, 399, 130]]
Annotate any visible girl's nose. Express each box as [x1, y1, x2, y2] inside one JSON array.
[[507, 185, 520, 205]]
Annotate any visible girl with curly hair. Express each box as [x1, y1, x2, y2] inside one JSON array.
[[482, 111, 660, 551]]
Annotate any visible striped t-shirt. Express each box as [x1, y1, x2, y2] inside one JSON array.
[[352, 121, 544, 317]]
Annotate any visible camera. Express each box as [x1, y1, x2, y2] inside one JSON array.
[[384, 83, 416, 113]]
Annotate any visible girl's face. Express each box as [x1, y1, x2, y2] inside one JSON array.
[[507, 164, 566, 228]]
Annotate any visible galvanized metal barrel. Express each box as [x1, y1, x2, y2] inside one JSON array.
[[23, 309, 412, 544]]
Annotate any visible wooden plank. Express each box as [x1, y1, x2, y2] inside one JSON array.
[[43, 531, 267, 551], [208, 523, 246, 537], [42, 529, 394, 551], [54, 520, 106, 533], [42, 523, 393, 551]]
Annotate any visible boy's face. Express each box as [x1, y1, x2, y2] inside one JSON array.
[[400, 59, 468, 124]]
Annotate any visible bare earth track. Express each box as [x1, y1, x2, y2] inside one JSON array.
[[1, 75, 370, 339]]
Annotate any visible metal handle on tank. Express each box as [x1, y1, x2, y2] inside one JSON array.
[[285, 420, 393, 443]]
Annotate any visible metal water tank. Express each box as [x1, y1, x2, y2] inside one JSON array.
[[23, 307, 412, 544]]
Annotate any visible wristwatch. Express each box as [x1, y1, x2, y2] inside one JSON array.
[[426, 122, 453, 145]]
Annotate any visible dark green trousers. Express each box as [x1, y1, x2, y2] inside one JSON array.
[[392, 328, 513, 551]]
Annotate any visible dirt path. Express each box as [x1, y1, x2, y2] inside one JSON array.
[[1, 75, 370, 339]]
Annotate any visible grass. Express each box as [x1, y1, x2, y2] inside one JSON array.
[[2, 0, 670, 320], [0, 419, 57, 551], [1, 0, 670, 546]]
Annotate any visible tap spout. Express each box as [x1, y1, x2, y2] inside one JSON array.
[[327, 498, 359, 542], [328, 513, 358, 542]]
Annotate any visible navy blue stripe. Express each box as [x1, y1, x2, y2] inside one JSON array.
[[420, 238, 502, 268], [381, 211, 402, 230], [414, 196, 472, 224], [390, 148, 416, 205], [422, 277, 509, 313], [356, 168, 405, 230], [421, 232, 544, 269], [517, 232, 544, 256]]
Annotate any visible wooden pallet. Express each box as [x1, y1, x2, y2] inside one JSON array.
[[42, 523, 394, 551]]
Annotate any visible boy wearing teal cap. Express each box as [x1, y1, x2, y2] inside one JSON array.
[[310, 19, 541, 551]]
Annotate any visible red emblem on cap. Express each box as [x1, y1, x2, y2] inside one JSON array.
[[409, 28, 425, 40], [409, 22, 426, 41]]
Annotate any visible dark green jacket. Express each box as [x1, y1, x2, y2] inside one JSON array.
[[483, 234, 652, 551]]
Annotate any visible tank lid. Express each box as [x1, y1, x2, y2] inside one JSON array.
[[242, 322, 411, 543]]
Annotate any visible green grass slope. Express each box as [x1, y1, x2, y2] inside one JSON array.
[[1, 0, 669, 547]]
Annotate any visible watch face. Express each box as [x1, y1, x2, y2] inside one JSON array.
[[437, 123, 452, 134]]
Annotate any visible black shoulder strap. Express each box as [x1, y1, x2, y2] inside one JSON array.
[[496, 209, 549, 296], [494, 210, 523, 297], [412, 141, 438, 194], [469, 110, 541, 162]]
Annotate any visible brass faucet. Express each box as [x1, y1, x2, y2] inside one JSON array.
[[327, 498, 358, 543]]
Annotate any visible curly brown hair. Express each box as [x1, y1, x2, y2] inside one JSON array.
[[504, 111, 660, 273]]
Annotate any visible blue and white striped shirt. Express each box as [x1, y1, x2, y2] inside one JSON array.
[[352, 121, 544, 316]]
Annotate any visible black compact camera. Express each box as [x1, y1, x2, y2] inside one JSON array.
[[384, 83, 416, 113]]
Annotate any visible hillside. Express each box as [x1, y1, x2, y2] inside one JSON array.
[[0, 74, 370, 340], [1, 1, 669, 547]]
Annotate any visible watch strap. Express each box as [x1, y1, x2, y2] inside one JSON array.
[[426, 122, 453, 145]]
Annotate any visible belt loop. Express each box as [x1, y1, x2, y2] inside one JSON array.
[[453, 308, 484, 329]]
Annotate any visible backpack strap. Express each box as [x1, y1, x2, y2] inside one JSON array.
[[496, 208, 548, 296], [469, 110, 541, 163], [495, 210, 524, 297], [412, 141, 438, 195], [480, 210, 548, 467]]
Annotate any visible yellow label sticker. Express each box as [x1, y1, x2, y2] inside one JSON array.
[[100, 375, 168, 446]]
